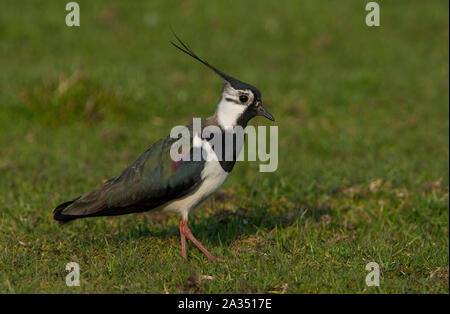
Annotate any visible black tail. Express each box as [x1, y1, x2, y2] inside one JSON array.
[[52, 177, 154, 223], [53, 193, 147, 223], [53, 196, 82, 223]]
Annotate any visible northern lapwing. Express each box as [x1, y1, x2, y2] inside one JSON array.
[[53, 33, 275, 262]]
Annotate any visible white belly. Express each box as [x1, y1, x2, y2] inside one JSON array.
[[161, 137, 229, 220]]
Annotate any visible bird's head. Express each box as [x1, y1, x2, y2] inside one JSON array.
[[218, 77, 274, 128], [171, 33, 274, 129]]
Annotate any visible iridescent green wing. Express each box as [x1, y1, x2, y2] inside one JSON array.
[[104, 133, 205, 210]]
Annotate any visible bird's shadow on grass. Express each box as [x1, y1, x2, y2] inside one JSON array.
[[116, 200, 332, 247]]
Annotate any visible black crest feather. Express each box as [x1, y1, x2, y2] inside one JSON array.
[[170, 30, 261, 99]]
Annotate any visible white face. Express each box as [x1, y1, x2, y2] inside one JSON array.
[[216, 82, 254, 129]]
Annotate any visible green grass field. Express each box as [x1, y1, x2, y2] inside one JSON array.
[[0, 0, 448, 293]]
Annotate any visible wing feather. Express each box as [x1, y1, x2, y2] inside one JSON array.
[[56, 129, 205, 220]]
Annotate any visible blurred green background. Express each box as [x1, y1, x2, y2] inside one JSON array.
[[0, 0, 448, 293]]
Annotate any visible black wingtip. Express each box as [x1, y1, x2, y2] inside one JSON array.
[[53, 197, 80, 223]]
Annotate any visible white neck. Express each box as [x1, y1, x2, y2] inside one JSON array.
[[216, 96, 246, 130]]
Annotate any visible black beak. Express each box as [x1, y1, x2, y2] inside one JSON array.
[[256, 102, 275, 121]]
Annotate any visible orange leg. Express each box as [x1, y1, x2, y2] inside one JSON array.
[[179, 220, 187, 259], [179, 220, 223, 262]]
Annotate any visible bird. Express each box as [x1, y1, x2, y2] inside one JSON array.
[[53, 33, 275, 262]]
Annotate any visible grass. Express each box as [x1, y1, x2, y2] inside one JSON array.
[[0, 0, 448, 293]]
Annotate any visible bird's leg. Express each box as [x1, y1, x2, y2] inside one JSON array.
[[180, 220, 223, 262], [179, 220, 187, 259]]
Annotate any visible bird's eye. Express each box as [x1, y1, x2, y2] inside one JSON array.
[[239, 95, 248, 103]]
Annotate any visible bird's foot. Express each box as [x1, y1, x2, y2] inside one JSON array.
[[179, 219, 224, 262]]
